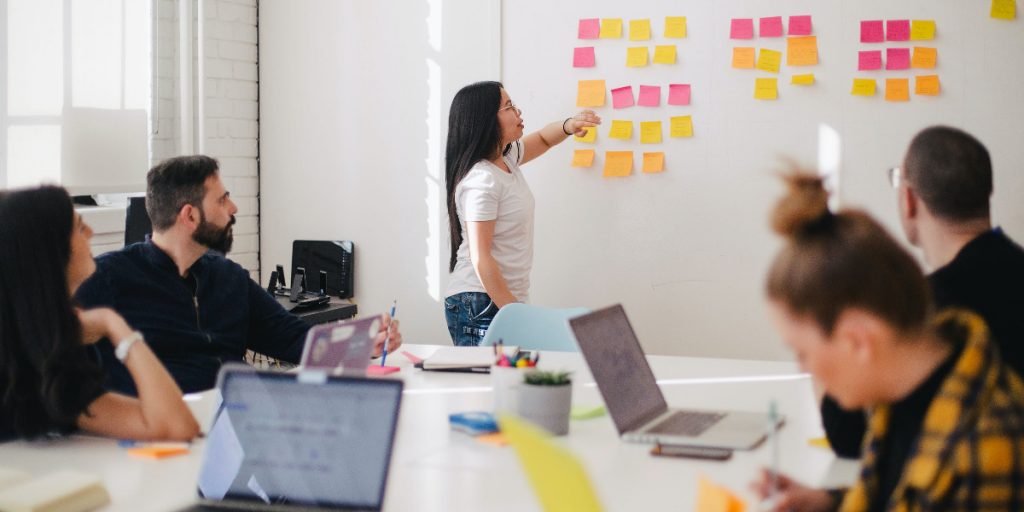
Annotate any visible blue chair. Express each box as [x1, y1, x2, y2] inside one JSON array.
[[480, 303, 590, 352]]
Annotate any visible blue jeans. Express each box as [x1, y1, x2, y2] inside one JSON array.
[[444, 292, 498, 347]]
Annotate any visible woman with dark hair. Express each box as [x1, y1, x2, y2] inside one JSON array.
[[752, 173, 1024, 511], [0, 186, 199, 441], [444, 81, 600, 346]]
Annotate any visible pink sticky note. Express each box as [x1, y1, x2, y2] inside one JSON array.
[[861, 20, 884, 43], [886, 20, 910, 41], [886, 48, 910, 70], [578, 18, 600, 39], [730, 18, 754, 39], [668, 84, 691, 106], [788, 15, 812, 35], [759, 16, 784, 37], [858, 50, 883, 70], [573, 47, 595, 68], [637, 85, 661, 107], [611, 86, 635, 109], [366, 365, 400, 376]]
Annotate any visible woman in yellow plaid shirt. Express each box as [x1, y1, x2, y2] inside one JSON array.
[[753, 172, 1024, 511]]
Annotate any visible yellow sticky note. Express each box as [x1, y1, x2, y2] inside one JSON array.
[[910, 20, 936, 40], [808, 437, 831, 449], [574, 127, 597, 143], [600, 18, 623, 39], [642, 152, 665, 173], [732, 47, 756, 69], [885, 78, 910, 102], [626, 47, 649, 67], [576, 80, 606, 107], [911, 47, 937, 69], [695, 476, 746, 512], [664, 16, 687, 38], [653, 45, 677, 64], [499, 415, 603, 512], [754, 78, 778, 100], [608, 120, 633, 140], [670, 115, 693, 138], [791, 73, 815, 85], [571, 149, 596, 168], [992, 0, 1017, 19], [851, 78, 877, 97], [603, 151, 633, 178], [640, 121, 663, 144], [786, 36, 819, 66], [756, 49, 782, 73], [629, 19, 651, 41], [915, 75, 941, 96]]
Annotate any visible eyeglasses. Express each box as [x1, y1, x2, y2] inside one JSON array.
[[498, 102, 522, 115], [887, 166, 903, 188]]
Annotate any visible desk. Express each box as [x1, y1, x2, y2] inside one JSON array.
[[0, 345, 858, 511], [274, 296, 357, 325]]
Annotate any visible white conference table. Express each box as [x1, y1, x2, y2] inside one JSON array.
[[0, 344, 859, 511]]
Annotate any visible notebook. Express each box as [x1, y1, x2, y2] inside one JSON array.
[[418, 345, 520, 372]]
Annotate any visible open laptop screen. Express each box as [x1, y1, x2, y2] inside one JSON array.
[[569, 304, 668, 434], [197, 369, 402, 510]]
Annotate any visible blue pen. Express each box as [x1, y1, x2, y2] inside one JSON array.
[[381, 300, 397, 366]]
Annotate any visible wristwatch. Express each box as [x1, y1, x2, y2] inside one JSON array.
[[115, 331, 144, 362]]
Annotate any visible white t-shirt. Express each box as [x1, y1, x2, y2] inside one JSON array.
[[446, 140, 535, 303]]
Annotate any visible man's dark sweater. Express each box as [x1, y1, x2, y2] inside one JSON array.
[[76, 241, 310, 394], [821, 228, 1024, 458]]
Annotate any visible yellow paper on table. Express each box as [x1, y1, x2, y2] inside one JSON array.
[[574, 127, 597, 143], [756, 49, 782, 73], [754, 78, 778, 100], [664, 16, 687, 38], [915, 75, 941, 96], [603, 151, 633, 178], [608, 120, 633, 140], [653, 45, 677, 64], [911, 47, 937, 68], [576, 80, 606, 107], [991, 0, 1017, 20], [571, 149, 596, 168], [642, 152, 665, 173], [885, 78, 910, 102], [499, 415, 603, 512], [640, 121, 663, 144], [732, 47, 756, 69], [808, 437, 831, 449], [695, 476, 746, 512], [786, 36, 819, 66], [910, 20, 936, 40], [670, 115, 694, 138], [791, 73, 815, 85], [600, 18, 622, 39], [851, 78, 877, 96], [629, 19, 651, 41], [626, 47, 649, 67]]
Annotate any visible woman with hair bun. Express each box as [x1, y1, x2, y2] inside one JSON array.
[[752, 172, 1024, 511]]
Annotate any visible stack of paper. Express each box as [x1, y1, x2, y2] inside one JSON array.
[[0, 468, 110, 512], [421, 346, 519, 371]]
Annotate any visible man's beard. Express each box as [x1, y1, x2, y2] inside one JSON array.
[[193, 209, 235, 254]]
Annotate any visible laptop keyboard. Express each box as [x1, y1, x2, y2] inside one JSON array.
[[647, 411, 727, 436]]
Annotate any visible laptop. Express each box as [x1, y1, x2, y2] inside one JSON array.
[[569, 304, 779, 450], [177, 365, 403, 511], [299, 315, 381, 375]]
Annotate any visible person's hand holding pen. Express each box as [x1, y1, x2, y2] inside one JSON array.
[[749, 470, 836, 512], [373, 311, 402, 359]]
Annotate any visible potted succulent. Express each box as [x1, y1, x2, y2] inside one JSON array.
[[516, 370, 573, 435]]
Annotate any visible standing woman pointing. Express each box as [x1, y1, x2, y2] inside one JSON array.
[[444, 81, 600, 346]]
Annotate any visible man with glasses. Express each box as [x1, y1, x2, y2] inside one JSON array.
[[822, 126, 1024, 458]]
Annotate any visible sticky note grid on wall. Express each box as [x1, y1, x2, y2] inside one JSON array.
[[853, 18, 940, 101], [729, 14, 819, 101]]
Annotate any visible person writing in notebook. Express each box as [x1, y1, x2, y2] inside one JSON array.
[[752, 172, 1024, 510], [0, 187, 199, 441], [444, 81, 600, 346]]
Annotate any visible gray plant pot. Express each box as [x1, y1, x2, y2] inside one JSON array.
[[517, 382, 572, 436]]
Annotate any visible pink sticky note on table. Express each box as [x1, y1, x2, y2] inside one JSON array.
[[861, 20, 884, 42], [886, 48, 910, 70], [573, 47, 595, 68], [668, 84, 691, 106], [886, 20, 910, 41], [858, 50, 883, 70], [637, 85, 661, 107], [759, 16, 784, 37], [578, 18, 600, 39], [788, 15, 812, 35], [730, 18, 754, 39], [611, 86, 635, 109]]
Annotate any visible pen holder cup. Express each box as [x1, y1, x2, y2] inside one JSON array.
[[491, 366, 526, 415], [517, 382, 572, 436]]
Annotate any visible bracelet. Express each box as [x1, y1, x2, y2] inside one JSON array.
[[562, 117, 573, 136], [115, 331, 144, 362]]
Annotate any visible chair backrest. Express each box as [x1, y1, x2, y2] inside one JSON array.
[[480, 303, 590, 352]]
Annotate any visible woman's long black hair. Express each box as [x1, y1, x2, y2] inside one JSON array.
[[0, 186, 105, 438], [445, 81, 507, 272]]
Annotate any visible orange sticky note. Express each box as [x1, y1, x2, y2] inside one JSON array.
[[603, 151, 633, 178], [576, 80, 606, 107], [915, 75, 941, 96], [696, 476, 746, 512], [885, 78, 910, 102], [608, 120, 633, 140], [128, 444, 191, 459], [791, 73, 815, 85], [642, 152, 665, 173], [851, 78, 877, 96], [732, 47, 755, 69], [670, 115, 693, 138], [756, 49, 782, 73], [600, 18, 623, 39], [629, 19, 651, 41], [653, 45, 677, 64], [574, 127, 597, 143], [640, 121, 662, 144], [754, 78, 778, 100], [992, 0, 1017, 20], [626, 47, 649, 67], [911, 47, 937, 69], [475, 432, 509, 447], [571, 149, 595, 168], [664, 16, 687, 38], [786, 36, 819, 66], [910, 20, 936, 40]]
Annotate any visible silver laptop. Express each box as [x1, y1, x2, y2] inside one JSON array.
[[569, 304, 779, 450], [299, 315, 381, 375], [177, 365, 403, 511]]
